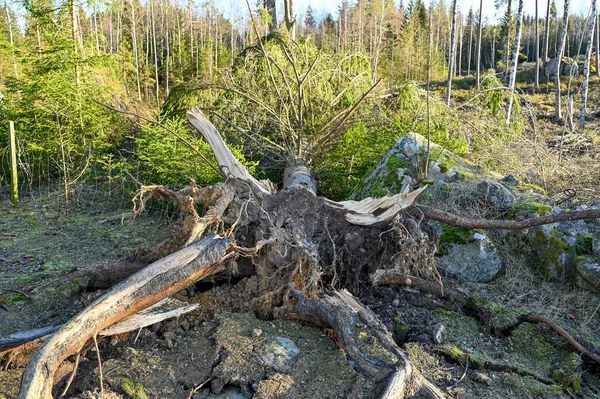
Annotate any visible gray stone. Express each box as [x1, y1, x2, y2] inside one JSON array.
[[437, 232, 502, 282], [574, 256, 600, 293], [121, 347, 138, 360], [432, 323, 447, 344], [254, 336, 300, 373], [593, 232, 600, 257], [503, 175, 519, 186], [475, 180, 516, 209], [350, 133, 480, 200]]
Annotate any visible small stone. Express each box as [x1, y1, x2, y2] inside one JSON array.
[[255, 336, 300, 373], [503, 175, 519, 186], [392, 299, 400, 307], [432, 323, 447, 344], [252, 328, 263, 337], [180, 320, 191, 331], [151, 322, 162, 333], [121, 347, 138, 360]]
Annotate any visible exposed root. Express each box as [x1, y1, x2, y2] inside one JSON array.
[[133, 183, 234, 263], [286, 285, 445, 399]]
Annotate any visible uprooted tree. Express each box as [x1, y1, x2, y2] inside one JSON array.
[[6, 33, 600, 399], [9, 107, 600, 399]]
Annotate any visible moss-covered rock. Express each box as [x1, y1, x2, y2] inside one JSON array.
[[351, 132, 481, 199], [573, 255, 600, 293], [508, 202, 553, 218], [121, 378, 149, 399], [530, 228, 575, 280]]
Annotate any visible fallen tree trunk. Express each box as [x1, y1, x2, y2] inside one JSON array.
[[17, 234, 231, 399]]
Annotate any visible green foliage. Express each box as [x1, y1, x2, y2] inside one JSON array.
[[318, 123, 399, 199], [133, 117, 255, 186]]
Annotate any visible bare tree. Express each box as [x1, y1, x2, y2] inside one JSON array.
[[445, 0, 458, 105], [580, 0, 597, 128], [129, 0, 142, 100], [554, 0, 571, 123], [506, 0, 524, 124], [535, 0, 540, 89], [476, 0, 483, 89], [467, 8, 474, 76], [543, 0, 551, 73]]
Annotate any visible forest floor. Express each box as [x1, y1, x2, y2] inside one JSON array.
[[1, 187, 599, 399]]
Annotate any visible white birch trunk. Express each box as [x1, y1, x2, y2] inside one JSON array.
[[555, 0, 571, 123], [506, 0, 524, 124], [580, 0, 597, 128], [445, 0, 458, 105]]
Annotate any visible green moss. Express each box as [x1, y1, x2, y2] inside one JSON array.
[[386, 154, 410, 170], [55, 278, 88, 296], [477, 300, 528, 333], [501, 374, 564, 398], [121, 378, 149, 399], [458, 170, 477, 180], [531, 230, 570, 279], [432, 309, 483, 343], [420, 179, 434, 185], [438, 224, 474, 254], [575, 234, 593, 256], [394, 324, 410, 334], [520, 183, 547, 196], [508, 202, 553, 217]]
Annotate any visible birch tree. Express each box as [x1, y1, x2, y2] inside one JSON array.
[[580, 0, 597, 128], [445, 0, 458, 105], [506, 0, 523, 124], [543, 0, 551, 73], [535, 0, 540, 89], [476, 0, 483, 89], [554, 0, 571, 123]]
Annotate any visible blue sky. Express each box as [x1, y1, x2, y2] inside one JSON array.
[[217, 0, 591, 24]]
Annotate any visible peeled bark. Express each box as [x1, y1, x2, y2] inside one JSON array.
[[17, 235, 231, 399]]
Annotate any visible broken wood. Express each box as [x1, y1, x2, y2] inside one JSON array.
[[287, 285, 445, 399], [17, 234, 231, 399]]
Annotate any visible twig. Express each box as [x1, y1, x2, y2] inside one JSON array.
[[447, 355, 468, 389], [93, 334, 104, 398], [59, 350, 81, 398], [187, 378, 211, 399]]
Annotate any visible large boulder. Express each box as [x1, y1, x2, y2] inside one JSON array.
[[350, 132, 482, 200]]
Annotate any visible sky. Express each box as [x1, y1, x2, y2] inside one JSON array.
[[248, 0, 593, 24]]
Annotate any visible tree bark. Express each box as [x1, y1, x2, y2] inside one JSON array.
[[17, 235, 231, 399], [543, 0, 551, 72], [476, 0, 483, 89], [506, 0, 524, 124], [445, 0, 458, 105], [535, 0, 540, 89], [284, 0, 296, 40], [554, 0, 571, 123], [417, 205, 600, 230], [580, 0, 597, 128]]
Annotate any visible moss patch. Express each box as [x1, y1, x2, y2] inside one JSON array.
[[508, 202, 553, 217], [121, 378, 149, 399], [530, 230, 571, 279]]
